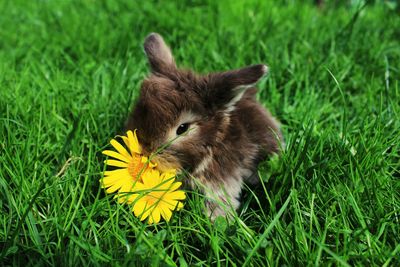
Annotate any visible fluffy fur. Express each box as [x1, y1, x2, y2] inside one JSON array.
[[126, 33, 283, 219]]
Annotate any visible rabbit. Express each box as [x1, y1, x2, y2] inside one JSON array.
[[126, 33, 283, 220]]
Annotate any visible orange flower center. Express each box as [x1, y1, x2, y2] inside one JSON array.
[[144, 193, 163, 206], [127, 156, 147, 182]]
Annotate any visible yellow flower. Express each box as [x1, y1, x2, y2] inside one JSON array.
[[128, 169, 186, 224], [101, 130, 186, 224], [101, 130, 156, 194]]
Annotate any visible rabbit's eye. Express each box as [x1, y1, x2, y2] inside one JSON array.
[[176, 123, 190, 135]]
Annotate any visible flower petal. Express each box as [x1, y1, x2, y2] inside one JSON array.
[[151, 208, 161, 224], [116, 192, 138, 204], [148, 214, 154, 224], [121, 136, 130, 149], [132, 182, 147, 193], [166, 190, 186, 200], [148, 161, 157, 168], [168, 181, 182, 192], [156, 176, 176, 190], [110, 139, 132, 159], [102, 161, 146, 191], [160, 205, 173, 222], [103, 174, 130, 183], [161, 171, 176, 180], [104, 168, 130, 179], [119, 181, 137, 193], [139, 204, 153, 221], [176, 202, 184, 211], [124, 193, 140, 203], [158, 199, 179, 210], [127, 130, 141, 154], [141, 156, 157, 168], [105, 183, 123, 194], [142, 169, 161, 187], [101, 175, 125, 187], [132, 199, 144, 215], [104, 160, 128, 168], [102, 150, 130, 163]]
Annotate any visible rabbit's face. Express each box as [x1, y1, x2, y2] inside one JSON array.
[[128, 71, 210, 172], [126, 33, 268, 172]]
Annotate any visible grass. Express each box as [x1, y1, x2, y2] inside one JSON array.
[[0, 0, 399, 265]]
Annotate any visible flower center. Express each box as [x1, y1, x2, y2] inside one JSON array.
[[144, 193, 164, 207], [127, 156, 147, 182], [144, 195, 157, 206]]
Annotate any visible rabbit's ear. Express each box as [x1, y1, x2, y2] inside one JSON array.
[[144, 33, 176, 74], [207, 64, 268, 109]]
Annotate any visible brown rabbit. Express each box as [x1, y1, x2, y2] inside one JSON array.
[[126, 33, 283, 220]]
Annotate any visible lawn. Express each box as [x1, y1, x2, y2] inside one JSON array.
[[0, 0, 399, 266]]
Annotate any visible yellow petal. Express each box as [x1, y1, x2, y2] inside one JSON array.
[[151, 208, 161, 224], [116, 196, 127, 204], [161, 169, 177, 176], [117, 190, 137, 201], [160, 206, 173, 222], [141, 156, 157, 168], [102, 174, 126, 186], [110, 139, 132, 159], [105, 176, 132, 186], [104, 168, 130, 177], [176, 202, 184, 211], [158, 199, 179, 210], [103, 181, 123, 193], [157, 176, 176, 190], [149, 161, 157, 168], [102, 150, 130, 163], [132, 199, 146, 216], [139, 204, 153, 221], [161, 171, 176, 180], [124, 193, 140, 203], [101, 175, 124, 187], [166, 191, 186, 200], [116, 192, 138, 204], [121, 136, 130, 149], [132, 182, 147, 193], [168, 181, 182, 192], [103, 174, 130, 184], [127, 130, 141, 154], [105, 183, 122, 194], [104, 160, 128, 168], [119, 182, 137, 193], [142, 169, 161, 187]]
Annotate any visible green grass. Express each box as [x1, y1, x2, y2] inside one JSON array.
[[1, 0, 399, 266]]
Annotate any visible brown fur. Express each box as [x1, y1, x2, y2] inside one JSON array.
[[126, 33, 283, 220]]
